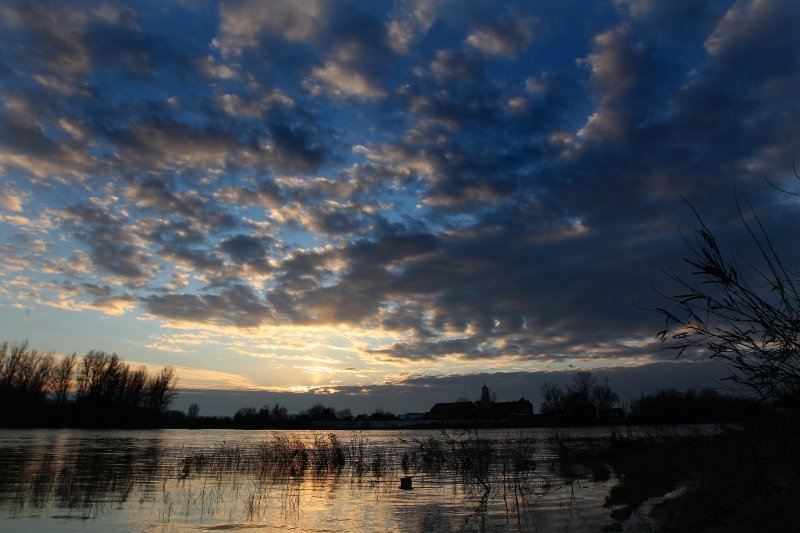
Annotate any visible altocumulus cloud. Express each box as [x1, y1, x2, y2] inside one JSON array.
[[0, 0, 799, 385]]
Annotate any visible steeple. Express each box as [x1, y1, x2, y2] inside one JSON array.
[[480, 383, 491, 409]]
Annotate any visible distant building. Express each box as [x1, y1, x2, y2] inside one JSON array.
[[426, 385, 534, 421], [480, 383, 492, 409], [482, 398, 534, 418], [428, 401, 477, 419]]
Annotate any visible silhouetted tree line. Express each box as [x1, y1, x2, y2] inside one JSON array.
[[539, 370, 754, 424], [539, 371, 619, 422], [229, 403, 291, 428], [626, 388, 756, 425], [227, 403, 394, 426], [0, 341, 177, 428], [168, 402, 398, 429]]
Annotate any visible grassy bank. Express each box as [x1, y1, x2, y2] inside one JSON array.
[[583, 416, 800, 531]]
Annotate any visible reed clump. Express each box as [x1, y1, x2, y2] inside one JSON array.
[[403, 431, 540, 495], [178, 434, 376, 481]]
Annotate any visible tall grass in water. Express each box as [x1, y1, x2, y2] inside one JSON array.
[[178, 434, 380, 481], [401, 430, 544, 504], [175, 431, 544, 496]]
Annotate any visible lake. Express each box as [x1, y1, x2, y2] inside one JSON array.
[[0, 426, 704, 531]]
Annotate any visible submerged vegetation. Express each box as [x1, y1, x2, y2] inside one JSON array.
[[0, 341, 177, 427], [173, 430, 545, 497]]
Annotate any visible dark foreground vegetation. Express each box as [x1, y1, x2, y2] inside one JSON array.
[[631, 178, 800, 531], [557, 411, 800, 531], [624, 387, 756, 425], [0, 341, 176, 428]]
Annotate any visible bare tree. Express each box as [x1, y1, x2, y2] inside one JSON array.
[[52, 353, 76, 405], [271, 403, 288, 421], [568, 370, 597, 405], [657, 202, 800, 406], [540, 382, 566, 415], [591, 383, 619, 410], [146, 367, 177, 414]]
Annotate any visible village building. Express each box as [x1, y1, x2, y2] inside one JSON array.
[[426, 384, 534, 421]]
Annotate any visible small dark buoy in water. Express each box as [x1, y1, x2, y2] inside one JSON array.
[[400, 476, 413, 490]]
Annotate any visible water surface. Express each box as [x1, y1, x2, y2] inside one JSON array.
[[0, 426, 700, 531]]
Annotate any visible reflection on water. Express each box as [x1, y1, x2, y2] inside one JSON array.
[[0, 428, 631, 531]]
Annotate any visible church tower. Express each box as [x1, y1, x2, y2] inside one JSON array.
[[480, 383, 491, 409]]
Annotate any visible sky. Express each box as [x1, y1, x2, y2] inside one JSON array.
[[1, 0, 799, 416]]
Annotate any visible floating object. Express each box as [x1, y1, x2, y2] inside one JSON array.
[[400, 476, 413, 490]]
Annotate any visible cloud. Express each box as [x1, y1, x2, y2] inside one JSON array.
[[575, 24, 645, 140], [464, 11, 535, 58], [303, 12, 398, 101], [142, 284, 271, 327], [51, 293, 137, 316], [218, 234, 272, 273], [430, 49, 484, 84], [265, 123, 329, 172], [58, 205, 158, 283], [217, 90, 294, 118], [0, 94, 97, 178], [171, 366, 261, 389], [128, 178, 233, 226], [216, 0, 328, 54], [1, 1, 192, 80], [158, 246, 224, 275], [0, 190, 26, 212], [2, 0, 800, 380], [307, 60, 388, 100], [388, 0, 440, 54]]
